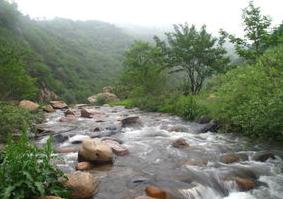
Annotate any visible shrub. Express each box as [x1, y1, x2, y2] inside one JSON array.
[[0, 133, 70, 199], [95, 95, 107, 106], [0, 102, 43, 142], [204, 46, 283, 139]]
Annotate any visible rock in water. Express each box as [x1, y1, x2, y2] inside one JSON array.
[[59, 115, 76, 122], [78, 139, 113, 163], [121, 116, 141, 127], [75, 162, 94, 171], [145, 186, 169, 199], [102, 139, 129, 156], [235, 177, 256, 191], [172, 138, 189, 148], [65, 109, 76, 116], [220, 153, 240, 164], [50, 100, 68, 109], [80, 108, 93, 118], [19, 100, 39, 111], [65, 171, 99, 199], [252, 151, 275, 162]]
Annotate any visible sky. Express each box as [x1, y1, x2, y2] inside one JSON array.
[[14, 0, 283, 35]]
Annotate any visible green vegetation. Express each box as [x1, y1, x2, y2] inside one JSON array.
[[0, 0, 133, 103], [0, 133, 70, 199], [116, 1, 283, 140], [0, 102, 42, 142]]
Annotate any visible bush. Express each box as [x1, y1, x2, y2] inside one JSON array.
[[204, 46, 283, 139], [95, 95, 107, 106], [0, 102, 42, 141], [0, 133, 70, 199]]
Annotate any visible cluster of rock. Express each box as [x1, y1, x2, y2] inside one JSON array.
[[87, 86, 119, 104]]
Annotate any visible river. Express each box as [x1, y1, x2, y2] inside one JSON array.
[[36, 105, 283, 199]]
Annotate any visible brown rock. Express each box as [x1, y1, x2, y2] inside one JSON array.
[[172, 138, 189, 148], [220, 153, 240, 164], [59, 115, 76, 122], [121, 116, 141, 127], [235, 177, 256, 191], [102, 139, 129, 156], [75, 162, 94, 171], [252, 151, 275, 162], [65, 171, 99, 199], [42, 105, 55, 113], [78, 139, 113, 163], [64, 109, 75, 116], [19, 100, 39, 111], [50, 100, 68, 109], [81, 108, 93, 118], [145, 186, 169, 199]]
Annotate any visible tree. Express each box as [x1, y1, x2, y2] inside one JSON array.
[[155, 24, 229, 95], [119, 41, 166, 98], [220, 1, 272, 62]]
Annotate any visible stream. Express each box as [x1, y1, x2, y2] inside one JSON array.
[[36, 105, 283, 199]]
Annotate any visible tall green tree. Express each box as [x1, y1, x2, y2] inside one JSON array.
[[220, 1, 272, 62], [155, 24, 229, 95]]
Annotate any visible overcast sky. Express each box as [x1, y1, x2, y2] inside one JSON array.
[[14, 0, 283, 35]]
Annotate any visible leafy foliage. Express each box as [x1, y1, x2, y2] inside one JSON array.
[[204, 45, 283, 139], [220, 1, 272, 62], [0, 102, 41, 142], [155, 24, 229, 95], [0, 133, 70, 199]]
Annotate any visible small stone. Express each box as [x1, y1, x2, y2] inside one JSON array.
[[220, 153, 240, 164], [145, 186, 168, 199], [172, 138, 189, 148], [76, 162, 93, 171]]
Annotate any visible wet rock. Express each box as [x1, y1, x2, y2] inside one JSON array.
[[50, 100, 68, 109], [53, 134, 68, 144], [64, 109, 76, 116], [235, 177, 256, 191], [168, 125, 188, 132], [197, 115, 211, 124], [145, 186, 169, 199], [220, 153, 240, 164], [55, 146, 79, 153], [78, 139, 113, 163], [182, 159, 208, 166], [198, 120, 219, 133], [75, 162, 94, 171], [59, 115, 76, 122], [69, 135, 90, 144], [252, 151, 275, 162], [80, 108, 93, 118], [102, 139, 129, 156], [172, 138, 189, 148], [93, 127, 100, 132], [42, 105, 55, 113], [64, 171, 99, 199], [121, 116, 141, 127], [236, 152, 249, 161], [19, 100, 39, 111]]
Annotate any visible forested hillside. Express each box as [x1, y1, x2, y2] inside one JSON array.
[[0, 0, 133, 102]]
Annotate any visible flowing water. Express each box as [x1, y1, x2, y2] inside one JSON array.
[[37, 105, 283, 199]]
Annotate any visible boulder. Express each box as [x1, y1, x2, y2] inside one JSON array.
[[121, 116, 141, 127], [19, 100, 39, 111], [235, 177, 256, 191], [80, 108, 93, 118], [50, 101, 68, 109], [59, 115, 76, 122], [88, 92, 119, 104], [220, 153, 240, 164], [78, 139, 113, 163], [198, 120, 219, 133], [75, 162, 94, 171], [145, 186, 169, 199], [42, 105, 55, 113], [102, 139, 129, 156], [172, 138, 189, 148], [102, 86, 114, 93], [65, 171, 99, 199], [252, 151, 275, 162], [65, 109, 76, 116]]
